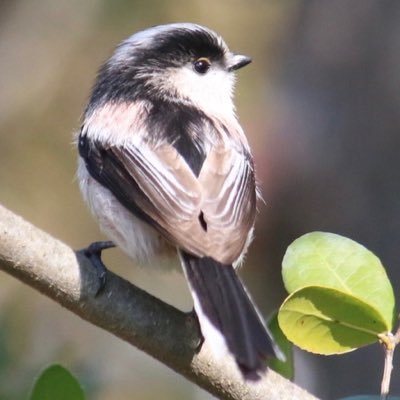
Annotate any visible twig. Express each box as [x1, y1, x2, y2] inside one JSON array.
[[379, 331, 398, 400], [381, 345, 394, 399]]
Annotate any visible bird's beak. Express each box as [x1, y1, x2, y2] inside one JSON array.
[[227, 54, 252, 72]]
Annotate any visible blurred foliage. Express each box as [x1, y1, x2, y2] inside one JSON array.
[[267, 312, 294, 381], [30, 365, 85, 400]]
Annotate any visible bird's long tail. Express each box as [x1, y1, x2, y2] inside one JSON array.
[[180, 251, 281, 379]]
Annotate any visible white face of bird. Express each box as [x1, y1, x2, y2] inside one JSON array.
[[155, 60, 236, 119]]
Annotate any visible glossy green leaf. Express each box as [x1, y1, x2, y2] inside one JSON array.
[[267, 312, 294, 380], [282, 232, 395, 330], [278, 286, 388, 354], [30, 364, 85, 400]]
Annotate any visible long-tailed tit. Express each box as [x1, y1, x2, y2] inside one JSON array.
[[77, 23, 280, 379]]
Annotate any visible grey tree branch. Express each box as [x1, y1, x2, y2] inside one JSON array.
[[0, 204, 317, 400]]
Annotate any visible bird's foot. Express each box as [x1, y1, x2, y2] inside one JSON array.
[[82, 241, 115, 296], [188, 308, 204, 352]]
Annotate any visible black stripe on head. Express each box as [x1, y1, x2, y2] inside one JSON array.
[[148, 27, 226, 64]]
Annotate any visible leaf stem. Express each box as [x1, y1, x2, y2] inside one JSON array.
[[380, 332, 395, 400]]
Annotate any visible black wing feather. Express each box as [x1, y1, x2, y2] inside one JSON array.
[[181, 251, 277, 378], [79, 134, 162, 228]]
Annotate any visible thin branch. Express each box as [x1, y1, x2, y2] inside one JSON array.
[[379, 330, 398, 399], [379, 322, 400, 400], [0, 204, 317, 400], [381, 345, 394, 400]]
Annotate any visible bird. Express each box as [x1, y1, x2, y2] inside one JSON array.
[[77, 23, 280, 379]]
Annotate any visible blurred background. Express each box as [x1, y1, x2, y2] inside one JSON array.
[[1, 0, 400, 399]]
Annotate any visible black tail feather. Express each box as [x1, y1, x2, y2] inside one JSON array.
[[180, 251, 278, 379]]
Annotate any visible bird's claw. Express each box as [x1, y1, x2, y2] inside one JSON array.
[[82, 241, 115, 296]]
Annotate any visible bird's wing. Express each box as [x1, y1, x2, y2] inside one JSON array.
[[79, 133, 256, 264], [198, 144, 256, 263]]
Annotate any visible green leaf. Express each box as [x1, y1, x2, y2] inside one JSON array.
[[278, 286, 388, 354], [282, 232, 395, 330], [30, 364, 85, 400], [267, 312, 294, 380]]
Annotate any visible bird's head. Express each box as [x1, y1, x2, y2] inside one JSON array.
[[90, 23, 251, 117]]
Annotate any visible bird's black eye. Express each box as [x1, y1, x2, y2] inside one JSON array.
[[193, 57, 211, 74]]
